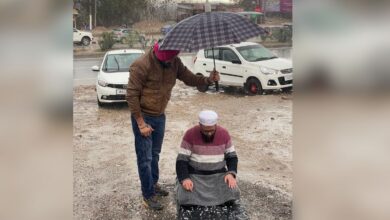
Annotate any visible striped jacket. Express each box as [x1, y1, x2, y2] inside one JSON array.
[[176, 125, 238, 183]]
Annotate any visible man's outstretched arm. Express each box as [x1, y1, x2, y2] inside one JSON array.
[[176, 58, 219, 87]]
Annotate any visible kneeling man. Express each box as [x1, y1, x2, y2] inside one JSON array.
[[175, 110, 240, 206]]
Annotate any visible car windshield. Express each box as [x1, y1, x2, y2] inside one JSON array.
[[103, 53, 142, 72], [236, 45, 277, 62]]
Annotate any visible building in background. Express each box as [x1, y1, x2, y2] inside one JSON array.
[[280, 0, 292, 18], [176, 2, 244, 21], [264, 0, 292, 18]]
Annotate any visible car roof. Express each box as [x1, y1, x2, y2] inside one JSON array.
[[113, 28, 130, 31], [199, 42, 260, 51], [106, 49, 145, 55], [221, 42, 259, 48]]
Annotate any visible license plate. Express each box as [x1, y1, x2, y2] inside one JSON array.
[[285, 75, 293, 81], [116, 89, 126, 95]]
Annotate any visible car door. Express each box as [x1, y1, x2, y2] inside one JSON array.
[[122, 29, 129, 39], [73, 28, 81, 42], [217, 48, 244, 86], [200, 48, 220, 77]]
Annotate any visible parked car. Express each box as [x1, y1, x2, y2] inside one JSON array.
[[112, 28, 145, 45], [193, 42, 293, 95], [112, 28, 130, 43], [73, 28, 94, 46], [260, 25, 292, 42], [92, 49, 145, 106]]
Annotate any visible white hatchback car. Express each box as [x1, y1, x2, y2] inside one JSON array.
[[92, 49, 144, 106], [193, 42, 293, 95]]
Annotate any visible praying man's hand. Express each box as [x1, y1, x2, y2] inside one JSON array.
[[182, 179, 193, 192], [224, 173, 237, 189]]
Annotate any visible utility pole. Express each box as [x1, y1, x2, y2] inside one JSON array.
[[262, 0, 266, 19], [205, 0, 211, 12], [94, 0, 97, 28], [89, 0, 92, 30]]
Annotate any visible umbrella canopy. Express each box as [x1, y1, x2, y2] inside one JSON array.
[[159, 12, 266, 52]]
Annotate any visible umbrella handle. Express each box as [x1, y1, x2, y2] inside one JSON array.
[[215, 79, 219, 91], [212, 48, 219, 92], [212, 66, 219, 91]]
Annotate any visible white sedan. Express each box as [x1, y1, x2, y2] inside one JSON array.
[[193, 42, 293, 95], [92, 49, 144, 107]]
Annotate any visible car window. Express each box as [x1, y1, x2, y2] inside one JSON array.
[[237, 45, 277, 62], [221, 49, 239, 62], [103, 53, 142, 72], [123, 30, 128, 33], [204, 49, 220, 60]]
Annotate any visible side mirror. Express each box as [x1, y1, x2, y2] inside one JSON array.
[[231, 60, 241, 64], [92, 65, 100, 72]]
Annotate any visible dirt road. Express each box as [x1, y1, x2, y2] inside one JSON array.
[[74, 83, 292, 219]]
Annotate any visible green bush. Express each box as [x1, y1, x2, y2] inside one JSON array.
[[99, 32, 115, 51], [127, 30, 141, 48], [127, 31, 146, 48]]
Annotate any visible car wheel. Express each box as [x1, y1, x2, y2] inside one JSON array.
[[281, 86, 293, 93], [97, 96, 105, 107], [245, 78, 263, 95], [196, 73, 209, 92], [82, 37, 91, 46]]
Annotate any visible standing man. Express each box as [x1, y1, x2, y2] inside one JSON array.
[[126, 42, 220, 210]]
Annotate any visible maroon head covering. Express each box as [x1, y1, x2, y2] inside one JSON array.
[[153, 42, 180, 62]]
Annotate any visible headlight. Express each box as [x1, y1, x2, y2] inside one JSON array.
[[98, 79, 107, 87], [260, 67, 277, 75]]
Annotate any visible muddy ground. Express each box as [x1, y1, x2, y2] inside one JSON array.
[[73, 83, 292, 219]]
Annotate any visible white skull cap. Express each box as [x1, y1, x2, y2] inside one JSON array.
[[199, 110, 218, 126]]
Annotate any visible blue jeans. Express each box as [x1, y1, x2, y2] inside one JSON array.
[[131, 114, 166, 199]]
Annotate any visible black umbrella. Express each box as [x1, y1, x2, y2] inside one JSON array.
[[159, 12, 266, 91]]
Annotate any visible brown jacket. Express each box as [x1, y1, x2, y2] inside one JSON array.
[[126, 48, 210, 118]]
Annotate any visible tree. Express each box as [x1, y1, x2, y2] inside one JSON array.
[[75, 0, 147, 28], [237, 0, 259, 11], [97, 0, 147, 27], [142, 0, 177, 21]]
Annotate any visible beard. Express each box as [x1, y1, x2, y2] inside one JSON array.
[[201, 132, 215, 143], [154, 52, 172, 69], [160, 61, 172, 69]]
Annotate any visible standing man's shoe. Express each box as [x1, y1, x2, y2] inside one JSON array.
[[143, 196, 164, 210], [155, 183, 169, 197]]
